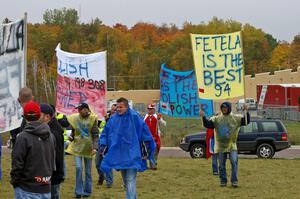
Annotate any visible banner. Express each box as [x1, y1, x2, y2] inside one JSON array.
[[191, 31, 244, 100], [55, 44, 107, 120], [159, 64, 214, 118], [0, 18, 26, 133]]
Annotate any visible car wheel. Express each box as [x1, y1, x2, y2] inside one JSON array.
[[256, 143, 274, 159], [189, 143, 205, 159]]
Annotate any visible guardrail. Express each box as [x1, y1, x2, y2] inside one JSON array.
[[257, 107, 300, 121]]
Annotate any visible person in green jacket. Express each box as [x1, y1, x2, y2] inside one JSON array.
[[201, 102, 250, 188]]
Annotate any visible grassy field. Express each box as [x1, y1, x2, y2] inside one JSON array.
[[1, 153, 300, 198], [283, 121, 300, 145]]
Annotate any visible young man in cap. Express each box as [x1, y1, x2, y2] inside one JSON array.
[[66, 103, 99, 198], [40, 104, 65, 199], [144, 104, 166, 169], [11, 101, 56, 199], [200, 102, 250, 187], [100, 97, 156, 199]]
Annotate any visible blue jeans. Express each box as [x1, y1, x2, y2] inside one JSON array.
[[51, 184, 60, 199], [74, 156, 92, 196], [0, 135, 2, 181], [218, 151, 238, 184], [63, 142, 69, 177], [95, 150, 113, 185], [121, 169, 138, 199], [14, 187, 51, 199], [212, 153, 219, 174]]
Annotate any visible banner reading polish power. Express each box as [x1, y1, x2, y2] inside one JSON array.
[[159, 64, 214, 118]]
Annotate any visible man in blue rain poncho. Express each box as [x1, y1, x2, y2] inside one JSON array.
[[99, 97, 156, 199]]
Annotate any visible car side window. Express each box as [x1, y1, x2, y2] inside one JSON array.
[[240, 122, 258, 133], [261, 122, 279, 132]]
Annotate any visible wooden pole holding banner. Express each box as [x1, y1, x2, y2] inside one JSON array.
[[240, 31, 248, 124], [24, 12, 28, 86]]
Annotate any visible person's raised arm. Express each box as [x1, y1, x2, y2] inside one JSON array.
[[200, 109, 215, 129]]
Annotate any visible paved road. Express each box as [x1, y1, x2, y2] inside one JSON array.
[[2, 146, 300, 159], [159, 146, 300, 159]]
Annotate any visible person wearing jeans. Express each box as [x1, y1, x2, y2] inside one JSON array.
[[95, 148, 113, 187], [66, 103, 99, 198], [100, 97, 156, 199], [74, 156, 92, 196], [121, 169, 137, 199], [201, 102, 250, 187], [218, 151, 238, 185], [212, 153, 219, 175], [14, 187, 51, 199], [206, 128, 219, 175]]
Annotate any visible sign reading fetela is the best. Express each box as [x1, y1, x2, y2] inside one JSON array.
[[191, 31, 244, 100]]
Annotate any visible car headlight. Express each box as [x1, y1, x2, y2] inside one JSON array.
[[181, 137, 186, 143]]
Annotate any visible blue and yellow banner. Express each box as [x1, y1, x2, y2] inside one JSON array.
[[159, 64, 214, 118]]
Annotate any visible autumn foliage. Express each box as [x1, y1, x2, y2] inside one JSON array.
[[19, 8, 300, 103]]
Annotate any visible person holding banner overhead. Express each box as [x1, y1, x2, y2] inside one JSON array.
[[144, 104, 166, 170], [200, 102, 250, 187], [66, 103, 99, 198]]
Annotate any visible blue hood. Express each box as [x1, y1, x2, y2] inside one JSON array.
[[220, 102, 232, 115]]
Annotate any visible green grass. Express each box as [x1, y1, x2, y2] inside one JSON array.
[[283, 121, 300, 145], [1, 153, 300, 198]]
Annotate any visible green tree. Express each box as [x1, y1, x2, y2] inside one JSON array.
[[43, 8, 79, 26]]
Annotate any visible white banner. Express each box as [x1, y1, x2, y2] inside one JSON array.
[[0, 18, 26, 133], [258, 85, 268, 110], [55, 44, 107, 120]]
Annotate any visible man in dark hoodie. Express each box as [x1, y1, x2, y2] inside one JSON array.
[[200, 102, 250, 188], [11, 101, 56, 199], [40, 104, 64, 199]]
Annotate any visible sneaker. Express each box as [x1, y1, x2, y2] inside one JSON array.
[[213, 172, 218, 176], [232, 182, 238, 188], [97, 177, 104, 186], [220, 182, 227, 187], [82, 195, 90, 198], [75, 195, 81, 198]]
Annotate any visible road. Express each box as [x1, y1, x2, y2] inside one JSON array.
[[2, 145, 300, 159], [159, 146, 300, 159]]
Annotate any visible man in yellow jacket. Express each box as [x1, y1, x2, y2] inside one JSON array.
[[66, 103, 99, 198]]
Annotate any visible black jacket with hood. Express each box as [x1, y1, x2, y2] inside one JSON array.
[[48, 117, 65, 185], [10, 121, 56, 193]]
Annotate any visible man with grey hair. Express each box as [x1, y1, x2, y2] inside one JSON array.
[[10, 87, 34, 147]]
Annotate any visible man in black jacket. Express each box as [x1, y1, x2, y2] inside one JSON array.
[[11, 101, 56, 199], [40, 104, 65, 199]]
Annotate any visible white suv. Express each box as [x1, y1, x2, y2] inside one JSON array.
[[236, 98, 257, 111]]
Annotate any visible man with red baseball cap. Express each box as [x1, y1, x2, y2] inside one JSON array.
[[11, 101, 56, 199], [144, 103, 166, 170]]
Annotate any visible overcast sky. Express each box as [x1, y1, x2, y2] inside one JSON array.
[[1, 0, 299, 42]]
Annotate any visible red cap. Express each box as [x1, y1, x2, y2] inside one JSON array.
[[147, 104, 155, 109], [23, 101, 41, 120]]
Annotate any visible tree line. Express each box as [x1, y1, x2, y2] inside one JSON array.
[[4, 8, 300, 103]]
